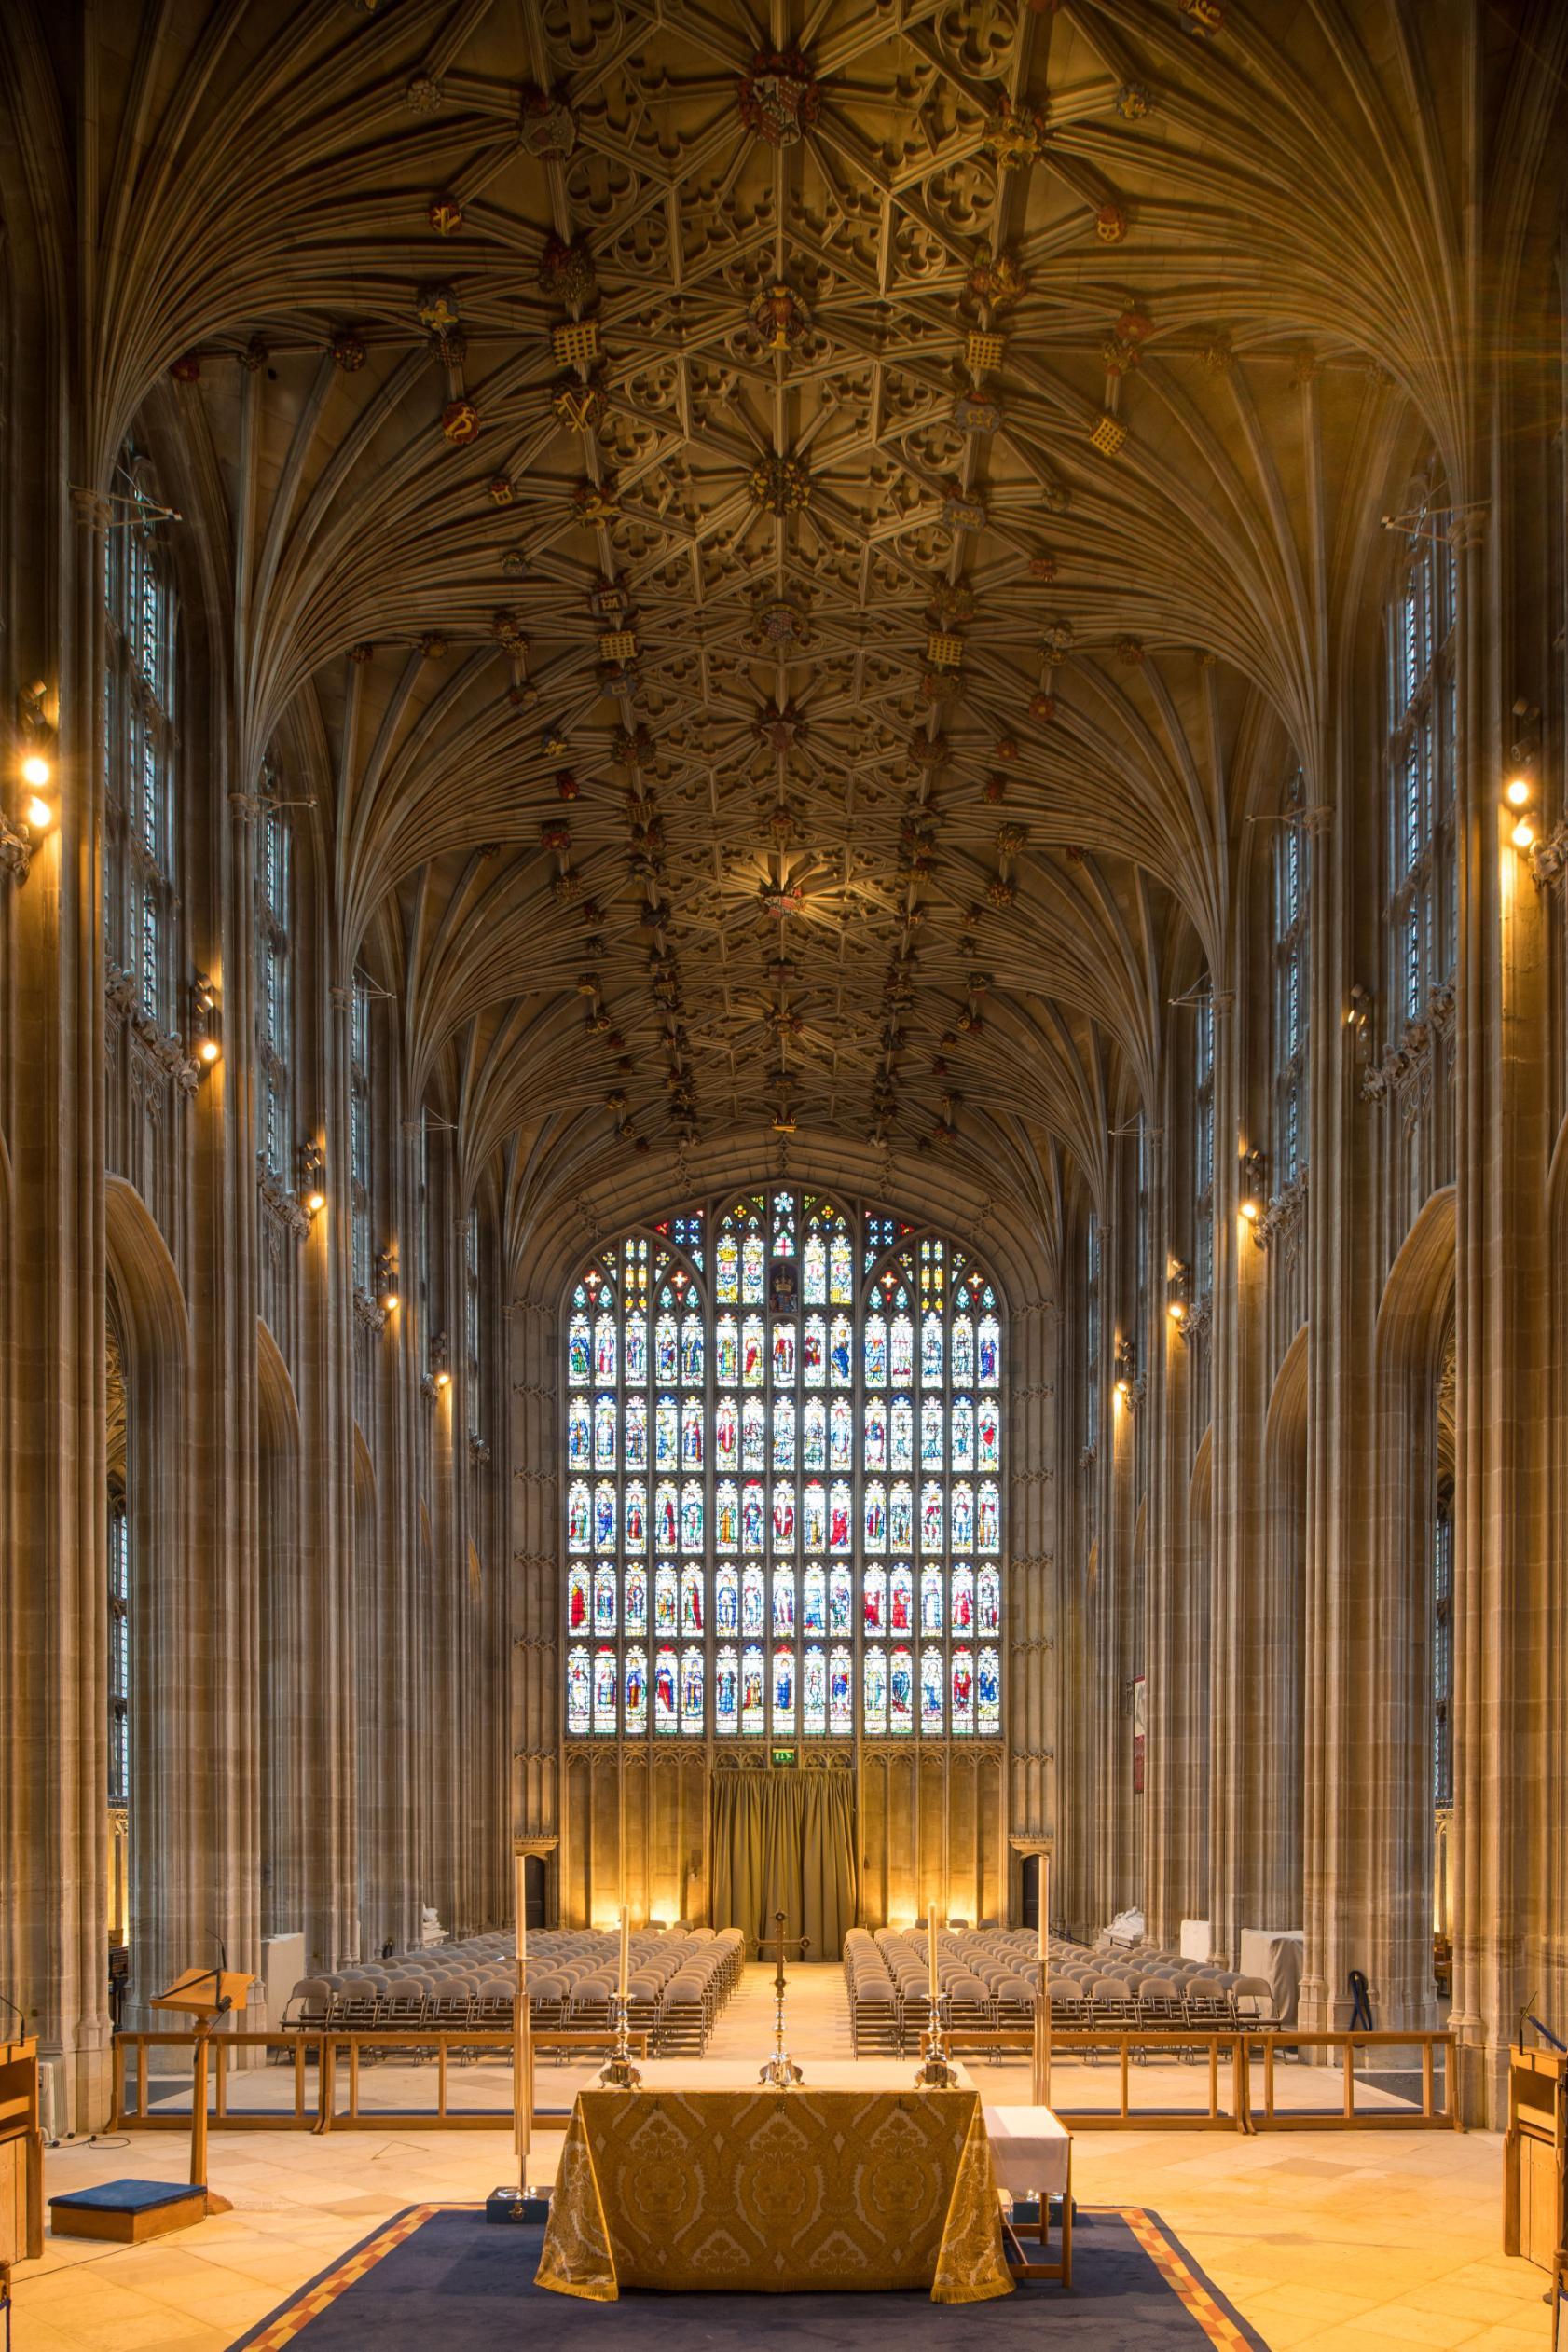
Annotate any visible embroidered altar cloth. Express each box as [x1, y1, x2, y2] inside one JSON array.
[[535, 2081, 1012, 2302]]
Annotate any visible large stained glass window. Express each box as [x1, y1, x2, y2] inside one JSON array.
[[565, 1191, 1003, 1741]]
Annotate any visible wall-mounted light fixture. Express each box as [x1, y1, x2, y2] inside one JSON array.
[[1166, 1258, 1191, 1328], [190, 973, 221, 1068], [1113, 1336, 1139, 1406], [1239, 1145, 1268, 1227], [3, 681, 57, 878], [1506, 700, 1540, 850], [375, 1248, 400, 1314], [297, 1140, 326, 1217], [423, 1329, 452, 1398]]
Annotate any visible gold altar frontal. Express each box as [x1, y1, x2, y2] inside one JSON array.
[[536, 2082, 1013, 2304]]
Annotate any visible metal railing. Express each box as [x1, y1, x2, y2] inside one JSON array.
[[111, 2028, 647, 2134]]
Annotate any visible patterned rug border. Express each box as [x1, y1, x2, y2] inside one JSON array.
[[229, 2201, 1270, 2351]]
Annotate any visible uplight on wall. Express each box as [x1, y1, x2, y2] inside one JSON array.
[[190, 973, 221, 1069], [298, 1141, 326, 1217], [1239, 1146, 1267, 1226], [375, 1248, 400, 1314]]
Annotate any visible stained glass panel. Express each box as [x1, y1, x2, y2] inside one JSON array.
[[565, 1195, 1003, 1740]]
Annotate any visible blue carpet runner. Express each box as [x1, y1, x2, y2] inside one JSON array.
[[232, 2207, 1268, 2348]]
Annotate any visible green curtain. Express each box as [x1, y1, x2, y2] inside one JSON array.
[[711, 1771, 858, 1960]]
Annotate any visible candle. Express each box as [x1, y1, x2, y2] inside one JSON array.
[[515, 1855, 527, 1969], [928, 1916, 940, 2011], [617, 1904, 629, 2002]]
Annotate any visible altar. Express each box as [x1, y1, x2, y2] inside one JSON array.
[[535, 2061, 1013, 2304]]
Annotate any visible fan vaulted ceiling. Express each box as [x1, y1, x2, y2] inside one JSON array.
[[48, 0, 1491, 1239]]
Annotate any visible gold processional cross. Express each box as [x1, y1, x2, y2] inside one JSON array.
[[756, 1909, 811, 2087]]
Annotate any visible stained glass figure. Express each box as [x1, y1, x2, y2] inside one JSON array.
[[681, 1313, 703, 1382], [715, 1647, 738, 1732], [567, 1648, 590, 1733], [804, 1479, 827, 1550], [891, 1396, 915, 1472], [594, 1480, 616, 1548], [772, 1569, 795, 1635], [805, 1232, 827, 1303], [741, 1231, 764, 1302], [863, 1644, 887, 1734], [920, 1396, 942, 1469], [920, 1479, 943, 1551], [742, 1395, 766, 1468], [681, 1480, 704, 1550], [568, 1564, 589, 1634], [803, 1397, 826, 1469], [832, 1397, 854, 1468], [977, 1480, 1000, 1551], [921, 1313, 943, 1384], [655, 1314, 678, 1382], [625, 1564, 648, 1636], [741, 1563, 765, 1636], [716, 1395, 739, 1468], [890, 1646, 914, 1734], [595, 1313, 617, 1382], [829, 1565, 852, 1634], [626, 1396, 648, 1468], [717, 1231, 739, 1301], [803, 1563, 827, 1635], [594, 1564, 617, 1632], [568, 1480, 590, 1549], [830, 1232, 853, 1303], [864, 1314, 887, 1387], [863, 1564, 887, 1635], [772, 1481, 796, 1548], [950, 1647, 974, 1734], [654, 1647, 678, 1733], [863, 1396, 887, 1470], [773, 1322, 796, 1382], [891, 1312, 914, 1384], [569, 1314, 591, 1384], [625, 1314, 647, 1384], [654, 1479, 677, 1549], [919, 1645, 944, 1734], [830, 1645, 853, 1732], [977, 1396, 1000, 1470], [803, 1645, 827, 1734], [978, 1310, 999, 1385], [772, 1644, 795, 1727], [952, 1314, 975, 1386], [950, 1481, 973, 1549], [681, 1646, 705, 1733], [741, 1479, 764, 1550], [625, 1646, 647, 1734], [830, 1315, 852, 1384], [654, 1563, 678, 1634], [920, 1564, 944, 1636], [890, 1561, 914, 1634], [568, 1396, 591, 1465], [978, 1647, 1000, 1733], [655, 1396, 678, 1468], [624, 1481, 647, 1550], [716, 1479, 738, 1550], [741, 1314, 765, 1387], [978, 1565, 1000, 1634], [829, 1479, 852, 1552], [594, 1647, 618, 1733], [741, 1644, 765, 1733], [890, 1480, 914, 1550], [717, 1314, 739, 1384], [804, 1316, 826, 1385], [952, 1396, 975, 1470], [715, 1563, 738, 1633], [681, 1565, 704, 1635], [681, 1396, 704, 1467], [773, 1396, 796, 1469]]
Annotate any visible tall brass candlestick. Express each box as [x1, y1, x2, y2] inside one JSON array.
[[598, 1902, 640, 2088], [513, 1855, 530, 2186], [1033, 1855, 1053, 2110], [617, 1904, 629, 2001]]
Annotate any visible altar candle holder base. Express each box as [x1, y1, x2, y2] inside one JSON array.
[[597, 1993, 642, 2090], [758, 1988, 804, 2088], [914, 1995, 961, 2089]]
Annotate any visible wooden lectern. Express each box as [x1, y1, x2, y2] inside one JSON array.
[[151, 1967, 251, 2218]]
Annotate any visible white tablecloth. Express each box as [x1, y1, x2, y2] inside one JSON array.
[[622, 2059, 978, 2096], [982, 2104, 1071, 2195]]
